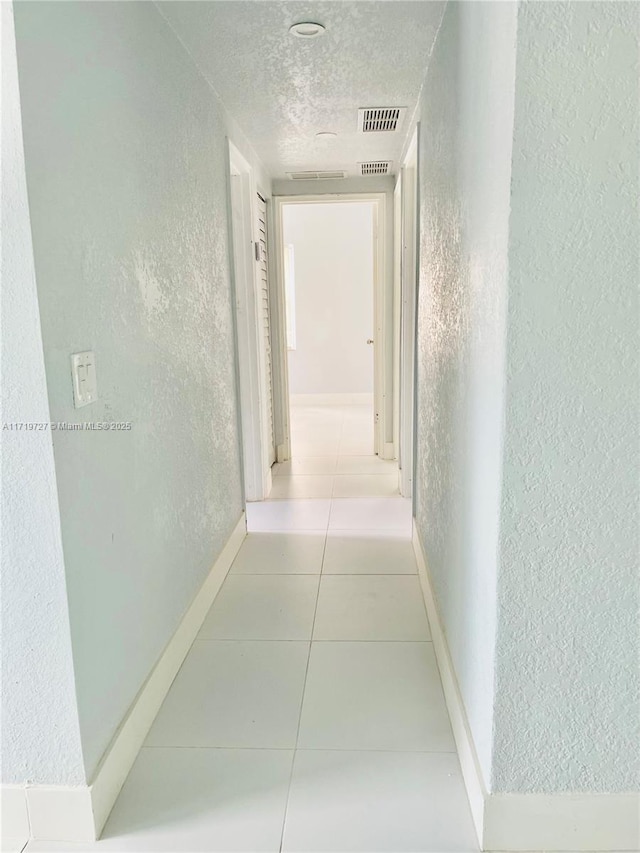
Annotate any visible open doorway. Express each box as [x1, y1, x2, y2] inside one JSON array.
[[284, 201, 375, 455], [270, 196, 399, 498]]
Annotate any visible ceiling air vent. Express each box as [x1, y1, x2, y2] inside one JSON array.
[[287, 170, 347, 181], [358, 107, 407, 133], [359, 161, 392, 176]]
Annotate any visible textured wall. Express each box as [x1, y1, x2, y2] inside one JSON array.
[[13, 0, 260, 780], [413, 1, 518, 783], [272, 176, 394, 197], [1, 3, 86, 784], [493, 1, 640, 793], [284, 203, 374, 395]]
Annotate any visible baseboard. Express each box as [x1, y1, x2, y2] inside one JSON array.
[[25, 786, 94, 842], [290, 392, 373, 407], [412, 520, 640, 852], [411, 521, 487, 845], [484, 790, 640, 851], [1, 785, 29, 839], [2, 513, 247, 843], [89, 510, 247, 837]]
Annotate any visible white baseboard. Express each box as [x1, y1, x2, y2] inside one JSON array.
[[1, 785, 29, 839], [2, 513, 246, 843], [290, 392, 373, 407], [412, 520, 640, 853], [484, 790, 640, 852], [411, 521, 487, 844], [89, 511, 247, 838], [26, 786, 94, 842]]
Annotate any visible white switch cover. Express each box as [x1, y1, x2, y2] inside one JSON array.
[[71, 351, 97, 408]]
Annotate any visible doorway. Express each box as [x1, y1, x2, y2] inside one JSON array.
[[272, 194, 393, 467], [284, 201, 375, 458], [269, 195, 398, 499]]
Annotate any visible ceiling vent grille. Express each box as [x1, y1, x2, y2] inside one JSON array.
[[360, 161, 392, 176], [358, 107, 407, 133], [287, 170, 347, 181]]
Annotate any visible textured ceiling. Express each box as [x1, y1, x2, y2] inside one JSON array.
[[158, 1, 445, 179]]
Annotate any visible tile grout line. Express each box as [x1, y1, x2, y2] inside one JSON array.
[[229, 572, 418, 576], [277, 523, 329, 853], [195, 638, 433, 644], [140, 744, 457, 754], [255, 408, 412, 849]]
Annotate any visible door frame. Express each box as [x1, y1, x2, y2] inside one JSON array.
[[397, 127, 419, 498], [392, 173, 403, 464], [272, 192, 391, 460], [255, 191, 277, 468], [227, 140, 273, 501]]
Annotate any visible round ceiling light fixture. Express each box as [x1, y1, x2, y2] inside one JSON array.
[[289, 21, 326, 39], [315, 131, 337, 139]]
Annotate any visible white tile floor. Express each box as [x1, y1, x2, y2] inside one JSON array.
[[269, 402, 399, 499], [2, 841, 28, 853], [20, 404, 478, 853]]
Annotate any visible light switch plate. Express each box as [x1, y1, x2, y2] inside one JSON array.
[[71, 351, 97, 408]]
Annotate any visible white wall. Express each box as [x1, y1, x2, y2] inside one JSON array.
[[11, 0, 268, 783], [1, 3, 86, 785], [414, 0, 639, 798], [413, 0, 517, 784], [272, 176, 394, 198], [493, 0, 640, 794], [283, 203, 374, 395]]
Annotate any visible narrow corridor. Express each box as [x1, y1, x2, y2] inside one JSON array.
[[5, 2, 637, 850], [23, 406, 478, 852]]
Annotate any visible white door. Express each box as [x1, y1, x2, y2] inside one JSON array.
[[256, 193, 276, 467]]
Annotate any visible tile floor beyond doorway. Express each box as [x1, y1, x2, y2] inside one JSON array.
[[21, 404, 478, 853]]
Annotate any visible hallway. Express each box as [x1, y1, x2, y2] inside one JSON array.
[[21, 405, 477, 852], [5, 1, 638, 851]]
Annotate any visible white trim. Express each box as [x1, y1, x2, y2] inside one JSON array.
[[271, 197, 292, 463], [412, 520, 640, 852], [412, 520, 487, 845], [25, 787, 94, 843], [485, 791, 640, 852], [371, 195, 386, 459], [2, 514, 247, 842], [272, 193, 392, 461], [89, 512, 246, 836], [255, 192, 276, 468], [283, 243, 297, 351], [1, 785, 30, 839], [290, 393, 373, 407], [392, 174, 402, 462], [228, 141, 272, 501], [398, 128, 419, 498]]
